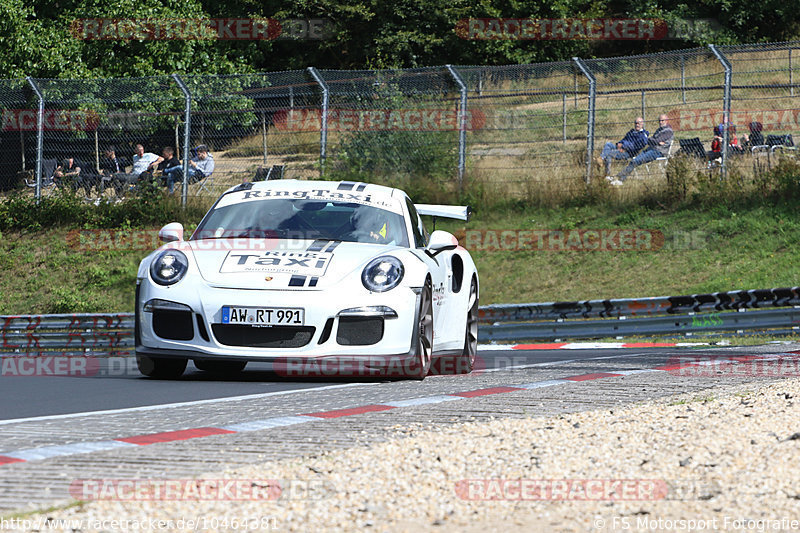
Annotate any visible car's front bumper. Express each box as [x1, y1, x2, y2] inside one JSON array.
[[136, 278, 420, 362]]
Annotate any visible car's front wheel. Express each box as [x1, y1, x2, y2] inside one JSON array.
[[136, 354, 187, 379], [407, 279, 433, 379]]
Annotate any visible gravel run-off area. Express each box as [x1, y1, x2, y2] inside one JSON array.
[[11, 377, 800, 532]]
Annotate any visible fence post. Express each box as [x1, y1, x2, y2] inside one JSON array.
[[261, 112, 268, 166], [709, 45, 732, 177], [562, 92, 567, 143], [641, 90, 646, 123], [790, 48, 794, 97], [26, 77, 44, 202], [680, 54, 686, 104], [446, 65, 468, 192], [573, 58, 596, 184], [172, 74, 191, 207], [307, 67, 328, 176]]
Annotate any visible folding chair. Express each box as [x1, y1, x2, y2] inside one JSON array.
[[195, 171, 215, 194], [678, 138, 707, 159], [632, 140, 675, 178], [24, 158, 58, 193]]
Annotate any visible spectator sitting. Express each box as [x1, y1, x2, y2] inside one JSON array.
[[54, 157, 82, 190], [613, 114, 673, 184], [100, 146, 126, 175], [741, 121, 765, 149], [163, 144, 215, 193], [131, 143, 162, 184], [99, 146, 131, 194], [709, 123, 741, 161], [152, 146, 180, 185], [598, 117, 649, 177], [155, 146, 180, 173]]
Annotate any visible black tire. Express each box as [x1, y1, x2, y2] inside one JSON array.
[[194, 360, 247, 374], [136, 354, 187, 379], [459, 277, 479, 373], [407, 279, 433, 379]]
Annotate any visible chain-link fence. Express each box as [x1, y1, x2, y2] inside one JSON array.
[[1, 41, 798, 204]]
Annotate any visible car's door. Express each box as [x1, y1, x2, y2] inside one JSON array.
[[404, 197, 450, 344]]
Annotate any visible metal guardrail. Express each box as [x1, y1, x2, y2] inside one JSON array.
[[1, 314, 133, 356], [478, 287, 800, 342], [1, 287, 798, 355]]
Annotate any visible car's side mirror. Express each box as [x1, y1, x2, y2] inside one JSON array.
[[426, 230, 458, 257], [158, 222, 184, 243]]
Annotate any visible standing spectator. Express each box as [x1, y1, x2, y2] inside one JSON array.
[[164, 144, 215, 193], [598, 117, 649, 177], [614, 114, 674, 184]]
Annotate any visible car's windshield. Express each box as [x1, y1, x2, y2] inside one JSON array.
[[192, 198, 410, 247]]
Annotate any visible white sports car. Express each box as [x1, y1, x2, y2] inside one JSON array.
[[135, 179, 479, 379]]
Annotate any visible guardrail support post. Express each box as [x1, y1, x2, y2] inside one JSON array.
[[446, 65, 468, 193], [573, 58, 596, 184], [709, 45, 732, 178], [26, 77, 44, 202], [307, 67, 329, 177], [172, 74, 191, 207]]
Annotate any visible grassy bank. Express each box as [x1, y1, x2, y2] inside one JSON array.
[[0, 201, 797, 314]]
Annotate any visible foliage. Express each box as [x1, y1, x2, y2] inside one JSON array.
[[0, 188, 208, 231], [0, 0, 795, 78]]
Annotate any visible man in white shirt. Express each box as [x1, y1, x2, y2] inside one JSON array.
[[132, 144, 161, 177]]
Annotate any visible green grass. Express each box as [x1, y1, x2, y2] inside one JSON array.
[[437, 202, 800, 305], [0, 201, 798, 314]]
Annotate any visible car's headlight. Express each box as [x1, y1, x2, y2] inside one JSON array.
[[149, 250, 189, 286], [361, 256, 404, 292]]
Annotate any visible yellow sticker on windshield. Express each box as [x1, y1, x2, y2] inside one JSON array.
[[379, 223, 387, 238]]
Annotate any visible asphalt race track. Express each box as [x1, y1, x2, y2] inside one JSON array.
[[3, 346, 699, 421], [1, 343, 798, 513]]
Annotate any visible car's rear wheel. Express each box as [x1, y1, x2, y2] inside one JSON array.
[[459, 278, 479, 372], [136, 354, 187, 379], [407, 279, 433, 379], [194, 360, 247, 374]]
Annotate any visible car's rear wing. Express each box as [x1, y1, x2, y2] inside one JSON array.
[[415, 204, 472, 221]]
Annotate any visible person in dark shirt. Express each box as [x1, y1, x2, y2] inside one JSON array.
[[98, 146, 132, 195], [614, 114, 674, 184], [598, 117, 649, 177], [153, 146, 180, 187]]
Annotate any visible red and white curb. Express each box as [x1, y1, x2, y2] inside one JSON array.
[[1, 352, 795, 468], [479, 342, 711, 350]]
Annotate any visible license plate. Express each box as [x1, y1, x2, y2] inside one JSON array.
[[221, 306, 304, 326]]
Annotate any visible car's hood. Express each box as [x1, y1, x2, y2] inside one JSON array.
[[186, 238, 407, 290]]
